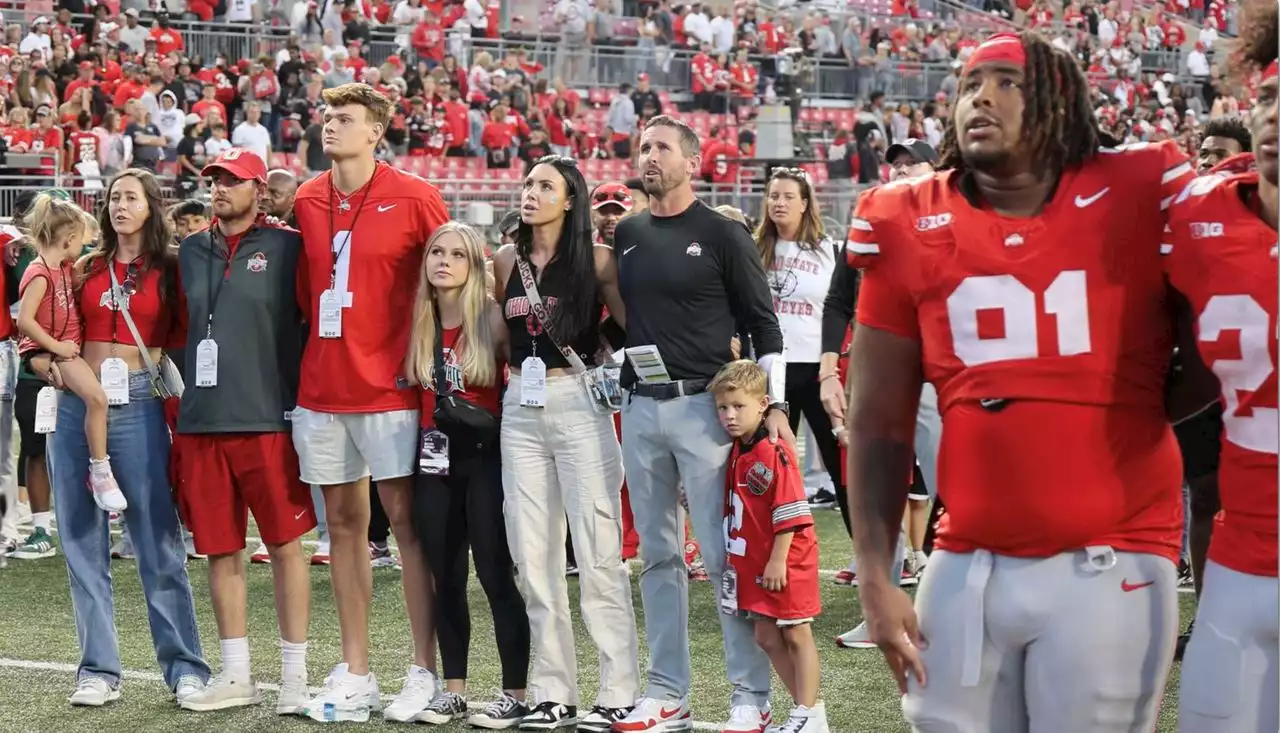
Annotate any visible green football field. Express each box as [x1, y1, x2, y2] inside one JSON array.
[[0, 510, 1195, 733]]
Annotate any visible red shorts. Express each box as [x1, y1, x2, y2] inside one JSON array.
[[177, 432, 316, 556]]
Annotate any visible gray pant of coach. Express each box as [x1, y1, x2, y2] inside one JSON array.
[[622, 390, 771, 706]]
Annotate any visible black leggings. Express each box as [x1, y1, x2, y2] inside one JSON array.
[[785, 362, 850, 535], [412, 442, 530, 688]]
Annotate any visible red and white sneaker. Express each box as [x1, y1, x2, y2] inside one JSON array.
[[311, 539, 331, 566], [722, 703, 771, 733], [249, 543, 270, 564], [900, 566, 919, 587], [612, 696, 692, 732], [832, 563, 857, 586]]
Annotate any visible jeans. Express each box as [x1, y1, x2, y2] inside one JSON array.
[[48, 369, 209, 690]]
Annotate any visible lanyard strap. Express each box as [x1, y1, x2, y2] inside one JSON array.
[[327, 167, 379, 289], [205, 224, 249, 338]]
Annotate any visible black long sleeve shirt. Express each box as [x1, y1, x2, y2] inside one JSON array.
[[820, 249, 860, 355], [615, 200, 784, 386]]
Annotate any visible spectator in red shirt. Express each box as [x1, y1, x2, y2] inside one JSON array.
[[192, 83, 228, 125], [148, 12, 184, 57], [480, 100, 516, 169], [31, 105, 63, 156], [411, 13, 446, 67], [442, 88, 470, 155], [63, 60, 96, 104]]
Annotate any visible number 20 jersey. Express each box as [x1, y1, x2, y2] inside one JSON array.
[[847, 141, 1196, 561], [1163, 171, 1278, 578]]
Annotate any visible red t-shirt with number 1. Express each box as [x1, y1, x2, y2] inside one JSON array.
[[294, 162, 450, 413]]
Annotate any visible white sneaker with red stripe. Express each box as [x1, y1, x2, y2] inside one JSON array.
[[722, 703, 771, 733], [832, 559, 857, 586], [250, 543, 270, 564], [611, 697, 692, 732]]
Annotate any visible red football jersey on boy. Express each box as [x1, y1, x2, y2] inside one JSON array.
[[1163, 171, 1278, 578], [847, 141, 1195, 562], [294, 162, 450, 414], [725, 433, 820, 621]]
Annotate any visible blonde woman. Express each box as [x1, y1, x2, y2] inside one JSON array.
[[754, 169, 847, 524], [403, 222, 531, 728]]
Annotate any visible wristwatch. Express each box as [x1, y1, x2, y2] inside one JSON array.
[[767, 401, 790, 418]]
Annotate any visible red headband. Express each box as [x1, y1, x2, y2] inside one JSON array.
[[1263, 60, 1278, 81], [965, 33, 1026, 73]]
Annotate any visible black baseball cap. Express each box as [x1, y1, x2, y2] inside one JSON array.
[[886, 138, 939, 166]]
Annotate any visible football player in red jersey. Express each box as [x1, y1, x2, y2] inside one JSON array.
[[843, 31, 1196, 732], [1169, 6, 1278, 730], [291, 82, 451, 723], [710, 361, 825, 733]]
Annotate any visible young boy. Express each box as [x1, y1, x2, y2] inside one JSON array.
[[709, 360, 827, 733]]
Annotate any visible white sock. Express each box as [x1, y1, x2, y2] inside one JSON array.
[[280, 639, 307, 680], [33, 512, 53, 532], [221, 637, 251, 679], [89, 457, 112, 478]]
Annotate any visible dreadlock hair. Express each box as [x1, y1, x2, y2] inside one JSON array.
[[1201, 116, 1253, 152], [1234, 0, 1277, 77], [938, 31, 1102, 176]]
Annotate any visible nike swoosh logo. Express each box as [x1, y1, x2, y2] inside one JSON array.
[[659, 706, 684, 719], [623, 246, 638, 256], [1074, 187, 1111, 207], [377, 204, 396, 212], [1121, 579, 1155, 592], [294, 510, 307, 520]]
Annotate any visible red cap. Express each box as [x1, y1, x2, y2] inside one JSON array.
[[637, 72, 649, 81], [78, 60, 94, 70], [202, 148, 267, 183], [591, 182, 633, 212], [964, 33, 1026, 73]]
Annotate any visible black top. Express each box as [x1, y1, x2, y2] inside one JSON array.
[[614, 200, 783, 386], [820, 245, 860, 355], [176, 221, 306, 434], [503, 258, 602, 370]]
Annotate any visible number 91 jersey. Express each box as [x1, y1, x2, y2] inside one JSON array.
[[846, 141, 1196, 561], [1163, 171, 1278, 578]]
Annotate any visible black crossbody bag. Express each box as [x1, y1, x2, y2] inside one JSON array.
[[431, 317, 499, 439]]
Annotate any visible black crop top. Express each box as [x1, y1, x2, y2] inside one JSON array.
[[503, 260, 602, 369]]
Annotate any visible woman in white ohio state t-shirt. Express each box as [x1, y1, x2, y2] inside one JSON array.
[[753, 167, 846, 521]]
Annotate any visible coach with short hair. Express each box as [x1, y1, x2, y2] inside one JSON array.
[[173, 148, 315, 715], [612, 115, 791, 732]]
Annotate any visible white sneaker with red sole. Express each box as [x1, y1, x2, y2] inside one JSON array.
[[611, 696, 692, 732], [722, 703, 771, 733], [311, 539, 331, 566]]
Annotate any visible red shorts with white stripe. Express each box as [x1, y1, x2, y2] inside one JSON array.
[[177, 432, 316, 556]]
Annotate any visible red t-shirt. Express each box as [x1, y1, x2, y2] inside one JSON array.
[[725, 434, 820, 621], [2, 126, 33, 152], [18, 257, 81, 356], [68, 130, 100, 169], [294, 163, 450, 413], [148, 27, 185, 56], [419, 326, 502, 428], [847, 141, 1195, 562], [79, 257, 187, 350], [1163, 171, 1278, 578]]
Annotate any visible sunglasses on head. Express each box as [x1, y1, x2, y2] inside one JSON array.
[[536, 154, 578, 168]]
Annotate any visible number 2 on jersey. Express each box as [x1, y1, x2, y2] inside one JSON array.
[[1199, 294, 1277, 454], [725, 492, 747, 557], [331, 230, 355, 308], [947, 270, 1092, 367]]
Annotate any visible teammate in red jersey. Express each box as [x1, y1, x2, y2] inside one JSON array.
[[1169, 7, 1279, 729], [291, 82, 451, 723], [843, 31, 1196, 732], [710, 360, 825, 733]]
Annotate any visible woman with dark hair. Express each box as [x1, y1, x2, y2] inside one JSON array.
[[34, 169, 209, 707], [490, 155, 638, 731]]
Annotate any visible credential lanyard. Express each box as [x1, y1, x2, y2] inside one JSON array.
[[205, 225, 240, 339], [327, 167, 379, 289]]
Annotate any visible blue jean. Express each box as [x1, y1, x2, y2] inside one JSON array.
[[47, 370, 209, 690]]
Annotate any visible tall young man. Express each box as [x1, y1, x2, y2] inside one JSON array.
[[292, 83, 450, 724], [844, 32, 1196, 731], [173, 148, 314, 716]]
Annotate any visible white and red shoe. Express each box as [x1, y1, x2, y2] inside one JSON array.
[[722, 703, 771, 733], [310, 539, 331, 566], [249, 543, 270, 564], [612, 696, 692, 732]]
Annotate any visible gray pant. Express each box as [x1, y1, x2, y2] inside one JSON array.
[[621, 391, 771, 706]]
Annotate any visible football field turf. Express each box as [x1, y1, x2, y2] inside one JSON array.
[[0, 510, 1194, 733]]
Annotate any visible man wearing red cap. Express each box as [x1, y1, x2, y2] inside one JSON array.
[[843, 31, 1196, 731], [173, 148, 315, 717], [1169, 9, 1279, 728]]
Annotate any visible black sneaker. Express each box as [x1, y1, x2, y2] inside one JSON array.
[[519, 701, 578, 730], [415, 691, 468, 724], [807, 489, 837, 509], [566, 562, 579, 577], [468, 690, 529, 729], [577, 705, 633, 732], [1174, 620, 1195, 663], [1176, 560, 1194, 588]]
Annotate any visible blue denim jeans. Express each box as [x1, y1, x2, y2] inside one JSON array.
[[47, 370, 209, 690]]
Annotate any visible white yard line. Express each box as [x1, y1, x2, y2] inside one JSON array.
[[0, 657, 724, 730]]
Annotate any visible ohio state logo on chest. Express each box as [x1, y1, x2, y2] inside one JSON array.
[[743, 461, 773, 496]]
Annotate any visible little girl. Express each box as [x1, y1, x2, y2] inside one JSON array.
[[16, 194, 125, 512]]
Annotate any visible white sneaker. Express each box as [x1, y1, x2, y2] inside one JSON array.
[[613, 696, 693, 732], [723, 703, 771, 733], [110, 535, 135, 560], [834, 621, 877, 649], [89, 468, 128, 513], [250, 542, 271, 564], [382, 665, 437, 722], [178, 672, 262, 711], [12, 501, 32, 530], [276, 674, 309, 715], [185, 533, 206, 560], [772, 703, 829, 733], [311, 539, 331, 565], [68, 677, 121, 706], [174, 674, 206, 703], [304, 663, 381, 723]]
